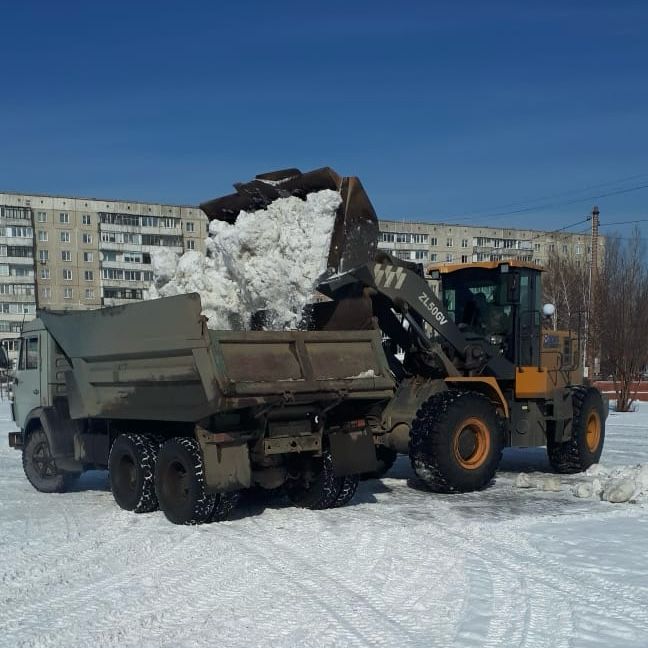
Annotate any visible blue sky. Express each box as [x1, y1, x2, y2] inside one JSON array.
[[1, 1, 647, 241]]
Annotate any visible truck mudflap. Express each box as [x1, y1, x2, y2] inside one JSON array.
[[329, 428, 378, 476], [8, 431, 22, 449]]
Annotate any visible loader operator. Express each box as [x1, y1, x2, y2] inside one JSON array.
[[465, 291, 511, 337]]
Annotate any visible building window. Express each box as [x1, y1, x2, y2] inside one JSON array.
[[446, 238, 453, 247], [84, 288, 95, 299], [59, 212, 70, 224], [549, 243, 555, 252], [186, 239, 195, 250], [413, 250, 428, 260], [445, 253, 453, 262], [461, 239, 468, 248], [461, 255, 469, 263], [63, 269, 72, 280], [123, 252, 142, 263], [40, 268, 50, 280], [64, 288, 73, 299], [82, 214, 91, 225], [37, 211, 47, 223], [39, 250, 49, 262], [83, 252, 93, 263], [84, 270, 94, 281], [60, 231, 71, 243], [185, 221, 195, 232], [381, 232, 395, 243], [562, 244, 568, 254], [38, 231, 48, 242], [534, 243, 541, 251], [575, 244, 582, 255], [42, 287, 51, 299], [61, 250, 71, 262], [82, 233, 93, 244]]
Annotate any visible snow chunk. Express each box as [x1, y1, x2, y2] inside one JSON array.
[[148, 189, 341, 330], [348, 369, 376, 379], [515, 473, 534, 489], [541, 476, 562, 492], [603, 479, 636, 504]]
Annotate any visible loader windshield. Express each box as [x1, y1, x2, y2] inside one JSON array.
[[441, 270, 513, 337]]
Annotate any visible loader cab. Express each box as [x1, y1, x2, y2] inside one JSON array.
[[435, 261, 543, 367]]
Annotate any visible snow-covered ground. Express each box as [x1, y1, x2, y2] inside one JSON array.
[[2, 401, 648, 648]]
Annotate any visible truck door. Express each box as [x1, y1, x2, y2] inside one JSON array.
[[13, 333, 43, 429]]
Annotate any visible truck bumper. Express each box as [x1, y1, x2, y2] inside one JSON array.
[[8, 432, 23, 450]]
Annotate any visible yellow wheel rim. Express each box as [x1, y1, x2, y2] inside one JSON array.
[[585, 411, 601, 452], [452, 417, 491, 470]]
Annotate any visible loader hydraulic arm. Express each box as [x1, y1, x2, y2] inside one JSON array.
[[319, 254, 514, 378]]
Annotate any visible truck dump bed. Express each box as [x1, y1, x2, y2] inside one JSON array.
[[39, 293, 394, 422]]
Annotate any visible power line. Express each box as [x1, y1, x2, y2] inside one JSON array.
[[599, 218, 648, 227], [443, 172, 648, 221], [447, 182, 648, 224]]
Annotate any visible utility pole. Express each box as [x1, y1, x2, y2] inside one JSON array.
[[584, 205, 600, 377]]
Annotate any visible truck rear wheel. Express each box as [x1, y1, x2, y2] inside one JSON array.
[[109, 433, 160, 514], [286, 450, 343, 510], [332, 475, 359, 507], [548, 387, 606, 473], [22, 428, 70, 493], [210, 492, 240, 522], [409, 390, 503, 493], [362, 446, 398, 480], [155, 437, 216, 525]]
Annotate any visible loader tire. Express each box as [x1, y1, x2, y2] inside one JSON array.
[[155, 437, 216, 525], [548, 387, 605, 473], [409, 390, 503, 493], [209, 491, 241, 522], [109, 433, 160, 514], [22, 428, 71, 494], [286, 450, 343, 510], [332, 475, 359, 507]]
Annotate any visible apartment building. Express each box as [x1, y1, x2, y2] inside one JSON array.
[[0, 191, 208, 357], [378, 220, 596, 268]]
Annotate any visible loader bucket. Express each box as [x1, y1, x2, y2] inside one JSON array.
[[199, 167, 379, 273]]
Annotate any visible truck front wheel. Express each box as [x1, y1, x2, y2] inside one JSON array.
[[22, 427, 70, 493], [109, 433, 160, 514], [155, 437, 216, 525]]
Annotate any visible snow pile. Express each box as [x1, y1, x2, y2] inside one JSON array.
[[514, 463, 648, 504], [573, 463, 648, 504], [147, 190, 341, 330]]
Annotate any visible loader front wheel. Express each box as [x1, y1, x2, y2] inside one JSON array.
[[409, 390, 503, 493], [286, 450, 343, 510], [109, 433, 160, 514], [548, 387, 605, 473], [22, 428, 70, 493], [155, 437, 216, 525]]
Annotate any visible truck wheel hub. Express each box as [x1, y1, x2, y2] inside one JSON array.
[[586, 412, 601, 452], [32, 441, 57, 479]]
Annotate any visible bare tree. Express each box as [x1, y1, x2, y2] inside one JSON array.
[[542, 249, 589, 333], [596, 228, 648, 411]]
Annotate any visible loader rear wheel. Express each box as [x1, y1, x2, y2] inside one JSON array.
[[332, 475, 360, 507], [155, 437, 216, 525], [548, 387, 605, 473], [109, 434, 160, 514], [286, 450, 343, 510], [409, 390, 503, 493], [22, 428, 70, 494]]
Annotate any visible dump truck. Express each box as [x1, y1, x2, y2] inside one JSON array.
[[317, 253, 608, 492], [8, 293, 395, 524]]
